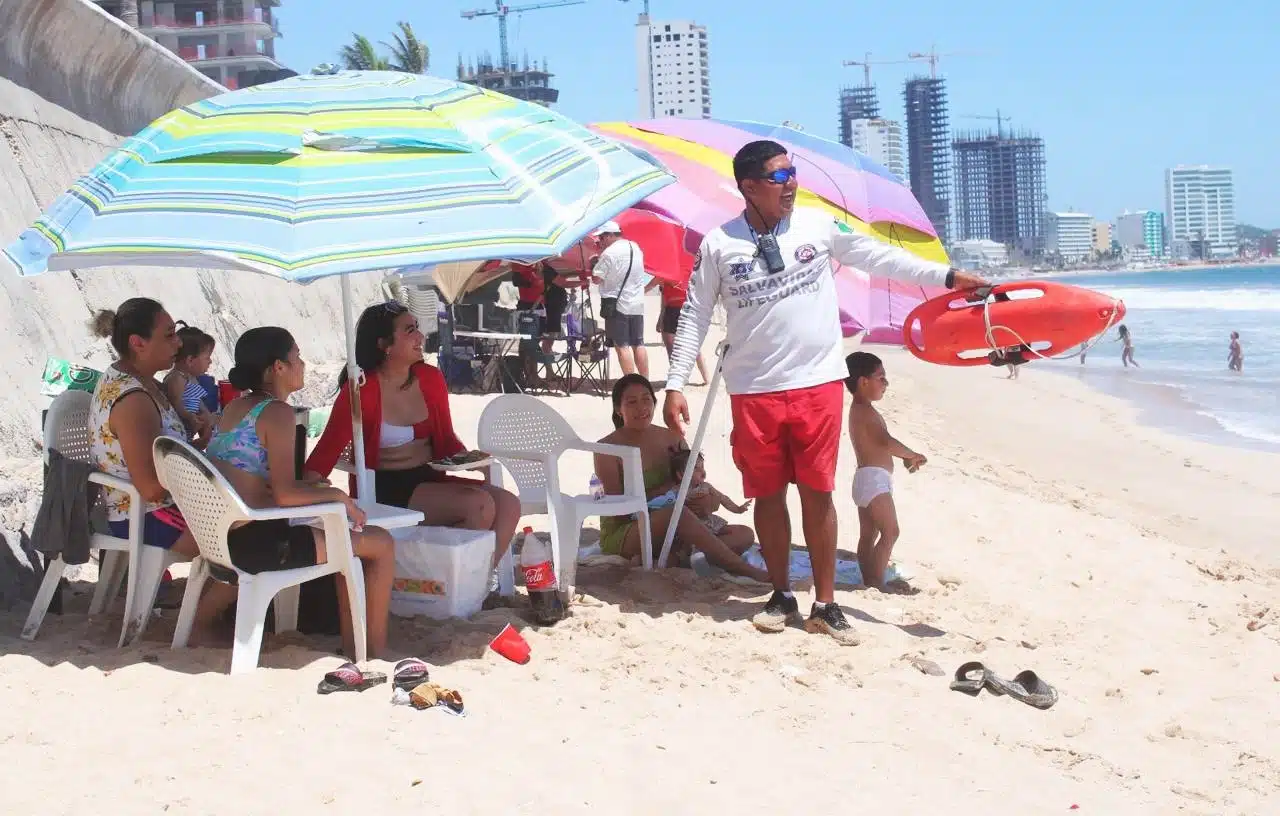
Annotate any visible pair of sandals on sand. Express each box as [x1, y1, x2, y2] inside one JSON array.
[[316, 658, 464, 714], [950, 661, 1058, 709]]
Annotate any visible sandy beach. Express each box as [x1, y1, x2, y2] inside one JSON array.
[[2, 326, 1278, 815]]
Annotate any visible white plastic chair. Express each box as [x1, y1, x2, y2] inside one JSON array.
[[477, 395, 653, 593], [22, 390, 181, 647], [153, 437, 367, 674]]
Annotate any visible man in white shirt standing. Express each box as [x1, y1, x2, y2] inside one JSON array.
[[591, 221, 651, 378], [663, 140, 985, 644]]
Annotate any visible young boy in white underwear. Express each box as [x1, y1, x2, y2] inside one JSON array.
[[845, 352, 926, 589]]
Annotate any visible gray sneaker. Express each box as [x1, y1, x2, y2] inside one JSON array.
[[804, 602, 861, 646], [751, 590, 801, 633]]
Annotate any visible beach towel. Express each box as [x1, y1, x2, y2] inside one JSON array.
[[740, 546, 904, 587]]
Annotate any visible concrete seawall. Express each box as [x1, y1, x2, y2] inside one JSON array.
[[0, 0, 383, 460]]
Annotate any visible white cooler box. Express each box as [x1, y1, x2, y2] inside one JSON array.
[[390, 526, 496, 620]]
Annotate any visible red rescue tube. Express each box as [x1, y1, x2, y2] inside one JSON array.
[[903, 281, 1125, 367]]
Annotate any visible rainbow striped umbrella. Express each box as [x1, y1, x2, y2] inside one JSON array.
[[3, 71, 673, 281], [589, 119, 948, 339]]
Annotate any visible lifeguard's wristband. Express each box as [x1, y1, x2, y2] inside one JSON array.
[[945, 269, 956, 289]]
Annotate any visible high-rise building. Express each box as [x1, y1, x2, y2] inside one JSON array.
[[903, 77, 950, 244], [1115, 210, 1166, 258], [1165, 165, 1236, 258], [1092, 221, 1111, 256], [96, 1, 288, 90], [951, 131, 1047, 254], [1044, 212, 1094, 262], [635, 18, 710, 119], [849, 118, 905, 182], [837, 85, 879, 148], [458, 55, 559, 107]]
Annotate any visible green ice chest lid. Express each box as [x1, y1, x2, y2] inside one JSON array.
[[41, 358, 102, 397]]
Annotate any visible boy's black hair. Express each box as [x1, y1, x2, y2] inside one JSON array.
[[844, 351, 883, 394], [732, 140, 787, 184]]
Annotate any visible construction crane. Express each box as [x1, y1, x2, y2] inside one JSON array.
[[841, 52, 913, 87], [618, 0, 651, 18], [460, 1, 585, 74], [959, 110, 1013, 138], [907, 46, 976, 79]]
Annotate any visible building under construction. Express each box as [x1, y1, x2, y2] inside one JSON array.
[[952, 130, 1047, 255], [457, 53, 559, 107], [837, 84, 879, 148], [903, 77, 950, 244]]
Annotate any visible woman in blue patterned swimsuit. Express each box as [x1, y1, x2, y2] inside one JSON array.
[[203, 327, 396, 659]]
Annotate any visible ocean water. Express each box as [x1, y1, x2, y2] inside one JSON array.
[[1044, 265, 1280, 451]]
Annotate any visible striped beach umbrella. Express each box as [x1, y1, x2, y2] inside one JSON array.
[[589, 118, 947, 340], [2, 70, 674, 503], [3, 71, 673, 280]]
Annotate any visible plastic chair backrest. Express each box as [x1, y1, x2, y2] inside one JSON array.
[[153, 436, 246, 571], [404, 284, 440, 336], [45, 390, 94, 466], [478, 395, 578, 493]]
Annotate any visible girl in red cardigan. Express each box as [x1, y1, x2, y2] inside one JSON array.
[[305, 301, 521, 566]]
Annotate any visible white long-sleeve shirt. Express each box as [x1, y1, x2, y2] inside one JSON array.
[[667, 207, 950, 395]]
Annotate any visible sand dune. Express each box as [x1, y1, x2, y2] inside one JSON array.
[[2, 331, 1278, 815]]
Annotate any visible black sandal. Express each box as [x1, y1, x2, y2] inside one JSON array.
[[949, 661, 988, 696], [985, 669, 1058, 710], [317, 662, 388, 695], [393, 657, 430, 692]]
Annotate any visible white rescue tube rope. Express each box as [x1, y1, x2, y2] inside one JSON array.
[[976, 286, 1123, 364]]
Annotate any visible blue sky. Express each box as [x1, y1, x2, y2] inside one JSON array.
[[277, 0, 1280, 226]]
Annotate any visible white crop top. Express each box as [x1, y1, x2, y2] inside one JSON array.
[[380, 422, 415, 448]]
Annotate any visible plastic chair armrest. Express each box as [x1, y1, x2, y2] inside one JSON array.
[[241, 502, 349, 523], [88, 471, 139, 497]]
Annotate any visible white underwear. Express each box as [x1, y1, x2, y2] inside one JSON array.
[[852, 466, 893, 508]]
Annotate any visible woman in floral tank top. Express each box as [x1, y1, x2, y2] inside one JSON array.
[[87, 299, 196, 555]]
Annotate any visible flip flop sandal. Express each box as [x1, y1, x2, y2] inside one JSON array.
[[985, 669, 1059, 710], [393, 657, 430, 692], [949, 661, 988, 696], [316, 662, 388, 695]]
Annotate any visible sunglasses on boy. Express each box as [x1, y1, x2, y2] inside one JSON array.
[[756, 167, 797, 184]]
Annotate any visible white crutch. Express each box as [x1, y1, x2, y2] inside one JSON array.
[[657, 341, 729, 568]]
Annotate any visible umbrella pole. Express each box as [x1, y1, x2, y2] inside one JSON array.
[[340, 275, 372, 507], [656, 341, 728, 568]]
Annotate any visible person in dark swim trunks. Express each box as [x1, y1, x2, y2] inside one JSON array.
[[206, 326, 396, 658]]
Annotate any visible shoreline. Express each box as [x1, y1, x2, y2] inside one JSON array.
[[993, 261, 1278, 279], [1040, 358, 1280, 455]]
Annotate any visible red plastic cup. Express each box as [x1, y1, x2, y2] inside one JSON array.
[[489, 623, 530, 664], [217, 380, 241, 406]]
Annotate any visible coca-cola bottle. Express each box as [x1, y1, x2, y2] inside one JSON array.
[[519, 527, 563, 625]]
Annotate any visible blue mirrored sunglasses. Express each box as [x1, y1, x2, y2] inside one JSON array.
[[758, 167, 797, 184]]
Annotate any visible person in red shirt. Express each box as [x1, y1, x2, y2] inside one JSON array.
[[305, 301, 522, 567], [651, 278, 710, 386]]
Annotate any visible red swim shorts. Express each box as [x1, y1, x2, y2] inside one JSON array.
[[728, 380, 844, 498]]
